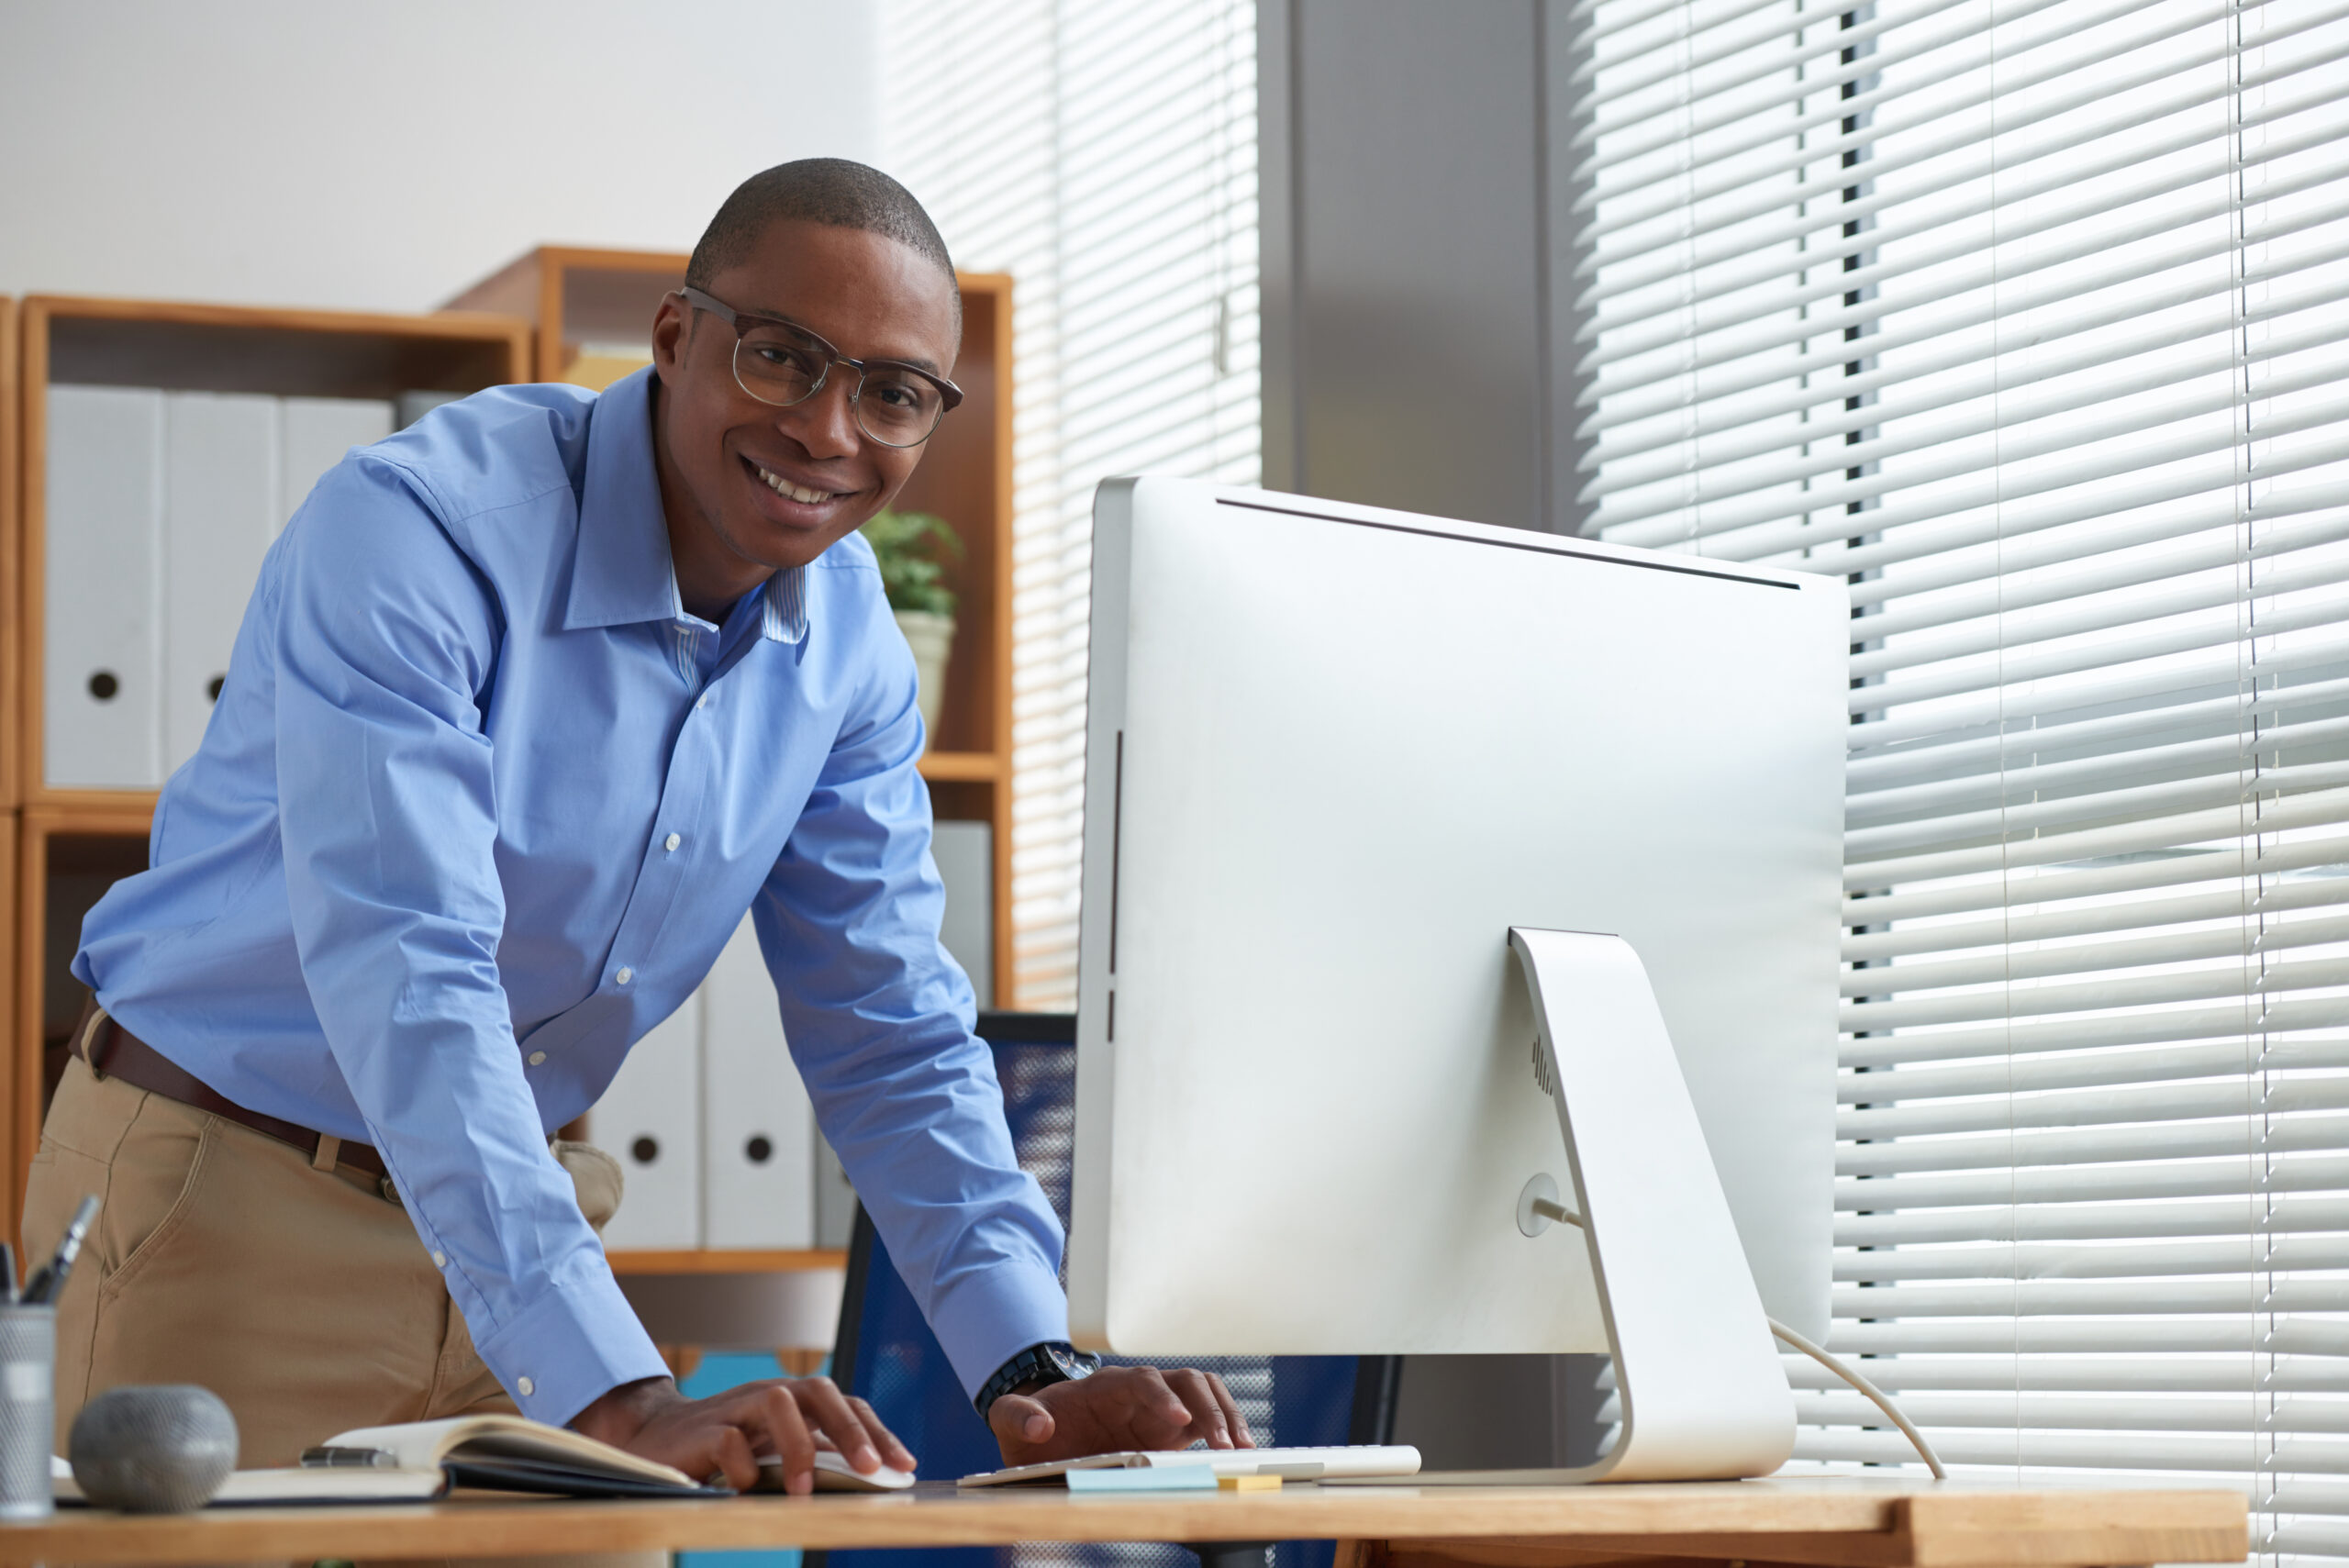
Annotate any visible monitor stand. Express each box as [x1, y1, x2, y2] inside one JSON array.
[[1388, 927, 1798, 1485]]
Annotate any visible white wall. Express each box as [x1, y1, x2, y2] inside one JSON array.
[[0, 1, 882, 313]]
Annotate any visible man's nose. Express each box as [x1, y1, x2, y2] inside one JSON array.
[[783, 373, 864, 460]]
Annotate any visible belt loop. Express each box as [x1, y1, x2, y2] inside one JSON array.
[[312, 1134, 341, 1173], [78, 1007, 110, 1082]]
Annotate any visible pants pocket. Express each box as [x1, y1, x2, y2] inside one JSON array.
[[551, 1140, 624, 1233], [90, 1106, 211, 1299]]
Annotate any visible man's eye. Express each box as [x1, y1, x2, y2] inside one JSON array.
[[753, 344, 819, 373], [870, 378, 924, 410]]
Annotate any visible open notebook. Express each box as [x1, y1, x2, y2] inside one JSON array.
[[306, 1416, 726, 1499]]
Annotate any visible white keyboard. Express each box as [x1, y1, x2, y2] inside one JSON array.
[[959, 1443, 1420, 1487]]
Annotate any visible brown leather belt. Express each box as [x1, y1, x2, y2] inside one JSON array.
[[71, 997, 388, 1182]]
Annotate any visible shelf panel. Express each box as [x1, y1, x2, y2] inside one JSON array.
[[605, 1248, 847, 1276], [31, 295, 529, 399], [917, 751, 1006, 784], [25, 795, 157, 834], [2, 301, 17, 813]]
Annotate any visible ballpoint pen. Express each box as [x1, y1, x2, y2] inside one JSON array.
[[21, 1195, 100, 1307]]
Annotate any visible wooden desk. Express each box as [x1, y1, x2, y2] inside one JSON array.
[[0, 1477, 2248, 1567]]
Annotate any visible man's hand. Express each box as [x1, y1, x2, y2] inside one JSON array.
[[572, 1374, 917, 1494], [986, 1365, 1253, 1466]]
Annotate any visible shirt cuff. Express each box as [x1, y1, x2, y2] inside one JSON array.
[[470, 1258, 672, 1427], [929, 1256, 1072, 1400]]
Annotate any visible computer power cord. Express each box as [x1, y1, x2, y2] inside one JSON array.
[[1764, 1315, 1947, 1480], [1528, 1195, 1947, 1480]]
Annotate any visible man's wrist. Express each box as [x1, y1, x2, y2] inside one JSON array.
[[569, 1374, 679, 1443], [975, 1342, 1099, 1421]]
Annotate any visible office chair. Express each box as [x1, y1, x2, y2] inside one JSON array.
[[816, 1011, 1398, 1568]]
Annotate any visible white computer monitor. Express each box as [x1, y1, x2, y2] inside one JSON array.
[[1066, 477, 1847, 1377]]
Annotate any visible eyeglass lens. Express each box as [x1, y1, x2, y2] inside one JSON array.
[[732, 322, 945, 446]]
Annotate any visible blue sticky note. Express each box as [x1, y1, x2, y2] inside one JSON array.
[[1066, 1465, 1219, 1493]]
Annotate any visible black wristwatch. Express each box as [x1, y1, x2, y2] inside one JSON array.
[[975, 1340, 1100, 1421]]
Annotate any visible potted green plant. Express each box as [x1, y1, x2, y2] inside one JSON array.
[[860, 509, 964, 745]]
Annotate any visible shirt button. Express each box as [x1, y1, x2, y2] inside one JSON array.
[[664, 833, 681, 852], [431, 1250, 447, 1267], [518, 1376, 535, 1398], [616, 967, 634, 986], [528, 1051, 546, 1066], [696, 695, 708, 711]]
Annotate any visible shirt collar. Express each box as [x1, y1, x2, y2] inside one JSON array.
[[562, 364, 807, 647]]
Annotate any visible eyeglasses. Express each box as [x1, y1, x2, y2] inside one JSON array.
[[675, 286, 963, 449]]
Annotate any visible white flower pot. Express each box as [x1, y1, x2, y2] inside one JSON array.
[[895, 609, 957, 745]]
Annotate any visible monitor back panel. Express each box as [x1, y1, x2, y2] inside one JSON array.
[[1070, 478, 1848, 1355]]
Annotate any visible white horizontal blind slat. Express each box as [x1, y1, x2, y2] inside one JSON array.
[[1579, 146, 2347, 381], [1591, 278, 2345, 503], [1587, 228, 2349, 437], [1789, 1357, 2349, 1390], [880, 0, 1260, 1009], [1581, 0, 2349, 247], [1579, 0, 2349, 1549], [1839, 1195, 2349, 1243]]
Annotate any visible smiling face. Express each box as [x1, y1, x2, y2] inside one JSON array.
[[650, 218, 962, 619]]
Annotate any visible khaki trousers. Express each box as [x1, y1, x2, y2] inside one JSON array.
[[24, 1055, 651, 1568]]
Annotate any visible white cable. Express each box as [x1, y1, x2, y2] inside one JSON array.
[[1529, 1195, 1947, 1480], [1763, 1315, 1948, 1480]]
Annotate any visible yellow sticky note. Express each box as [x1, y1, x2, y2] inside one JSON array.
[[1219, 1473, 1282, 1493]]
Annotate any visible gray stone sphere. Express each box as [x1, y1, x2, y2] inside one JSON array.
[[68, 1385, 238, 1514]]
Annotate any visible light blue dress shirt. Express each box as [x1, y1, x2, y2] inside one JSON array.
[[72, 367, 1068, 1425]]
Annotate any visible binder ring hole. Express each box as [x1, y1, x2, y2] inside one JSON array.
[[88, 671, 119, 702], [630, 1136, 660, 1165], [745, 1135, 774, 1164]]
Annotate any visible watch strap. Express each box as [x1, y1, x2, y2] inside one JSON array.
[[974, 1341, 1097, 1421]]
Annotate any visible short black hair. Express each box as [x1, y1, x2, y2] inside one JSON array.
[[686, 159, 956, 294]]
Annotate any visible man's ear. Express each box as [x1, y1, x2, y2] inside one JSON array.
[[651, 293, 693, 386]]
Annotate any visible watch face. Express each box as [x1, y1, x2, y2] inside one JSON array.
[[1043, 1345, 1091, 1380]]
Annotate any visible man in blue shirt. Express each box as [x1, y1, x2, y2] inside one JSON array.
[[30, 160, 1247, 1491]]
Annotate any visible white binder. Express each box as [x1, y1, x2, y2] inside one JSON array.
[[701, 916, 816, 1249], [278, 396, 393, 537], [596, 993, 705, 1251], [45, 385, 165, 789], [933, 819, 994, 1008], [162, 392, 279, 775]]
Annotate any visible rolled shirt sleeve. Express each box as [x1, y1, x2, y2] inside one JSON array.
[[756, 617, 1071, 1398], [270, 455, 668, 1425]]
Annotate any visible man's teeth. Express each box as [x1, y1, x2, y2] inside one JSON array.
[[756, 465, 834, 506]]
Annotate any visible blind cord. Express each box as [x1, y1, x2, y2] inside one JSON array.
[[1528, 1195, 1947, 1479]]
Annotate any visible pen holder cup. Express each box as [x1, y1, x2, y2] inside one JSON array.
[[0, 1306, 54, 1519]]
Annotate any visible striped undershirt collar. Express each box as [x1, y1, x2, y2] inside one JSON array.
[[665, 567, 808, 684]]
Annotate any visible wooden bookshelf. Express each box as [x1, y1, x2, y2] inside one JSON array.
[[7, 299, 529, 1232], [442, 245, 693, 386], [0, 306, 14, 1174], [11, 803, 150, 1233], [15, 295, 531, 815], [1, 299, 18, 814], [0, 811, 13, 1215], [446, 248, 1019, 1006]]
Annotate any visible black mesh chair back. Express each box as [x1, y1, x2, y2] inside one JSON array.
[[822, 1012, 1397, 1568]]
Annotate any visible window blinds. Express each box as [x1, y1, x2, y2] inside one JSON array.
[[1574, 0, 2349, 1544], [879, 0, 1262, 1010]]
